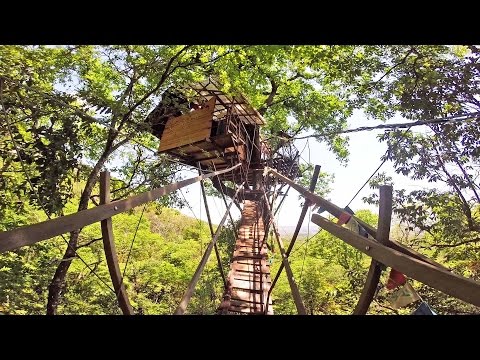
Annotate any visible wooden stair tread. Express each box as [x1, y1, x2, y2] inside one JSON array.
[[218, 199, 273, 315]]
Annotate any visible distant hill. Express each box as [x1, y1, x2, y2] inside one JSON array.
[[277, 224, 319, 237]]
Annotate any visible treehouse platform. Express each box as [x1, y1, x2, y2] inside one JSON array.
[[147, 79, 265, 187]]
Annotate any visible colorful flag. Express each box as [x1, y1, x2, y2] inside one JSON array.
[[337, 212, 352, 226], [388, 282, 421, 309], [386, 268, 407, 290]]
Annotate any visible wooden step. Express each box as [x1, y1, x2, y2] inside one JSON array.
[[219, 199, 273, 315], [233, 251, 266, 258], [233, 272, 270, 282], [231, 289, 267, 303], [230, 278, 271, 289], [232, 263, 270, 273]]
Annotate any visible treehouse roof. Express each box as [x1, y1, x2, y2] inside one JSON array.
[[184, 78, 265, 126]]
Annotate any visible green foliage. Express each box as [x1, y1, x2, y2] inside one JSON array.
[[296, 163, 334, 203], [0, 198, 228, 314], [2, 45, 480, 314]]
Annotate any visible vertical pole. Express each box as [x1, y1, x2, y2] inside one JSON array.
[[175, 183, 244, 315], [100, 171, 134, 315], [199, 172, 228, 289], [263, 193, 307, 315], [218, 181, 239, 239], [273, 185, 291, 217], [353, 185, 393, 315], [267, 165, 321, 301]]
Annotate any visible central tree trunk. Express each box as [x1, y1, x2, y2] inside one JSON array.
[[46, 151, 110, 315]]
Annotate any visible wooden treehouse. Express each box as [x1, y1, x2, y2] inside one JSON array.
[[147, 79, 264, 188], [146, 79, 300, 193], [3, 78, 480, 316]]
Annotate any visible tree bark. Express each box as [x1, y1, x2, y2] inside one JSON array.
[[46, 150, 112, 314]]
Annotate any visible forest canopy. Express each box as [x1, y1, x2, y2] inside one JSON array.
[[0, 45, 479, 314]]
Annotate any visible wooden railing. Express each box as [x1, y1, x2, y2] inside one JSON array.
[[0, 163, 242, 315], [266, 167, 480, 310], [0, 164, 241, 253]]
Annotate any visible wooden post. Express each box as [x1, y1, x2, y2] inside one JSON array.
[[100, 171, 134, 315], [263, 193, 307, 315], [266, 167, 448, 271], [267, 165, 321, 304], [199, 173, 227, 289], [175, 183, 245, 315], [311, 213, 480, 308], [353, 185, 392, 315]]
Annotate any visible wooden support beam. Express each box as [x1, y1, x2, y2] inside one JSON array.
[[100, 171, 134, 315], [311, 213, 480, 308], [354, 185, 392, 315], [217, 176, 239, 239], [263, 193, 307, 315], [0, 163, 241, 253], [199, 169, 227, 289], [175, 183, 245, 315], [266, 167, 449, 271], [268, 165, 321, 304], [273, 185, 291, 217]]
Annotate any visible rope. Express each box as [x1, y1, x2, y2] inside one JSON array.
[[345, 156, 388, 208], [298, 141, 312, 284], [179, 186, 201, 224], [298, 206, 312, 285], [121, 203, 147, 280]]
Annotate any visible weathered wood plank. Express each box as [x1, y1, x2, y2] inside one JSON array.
[[0, 163, 241, 253], [311, 213, 480, 308], [233, 262, 270, 273], [267, 168, 449, 271], [159, 98, 215, 152], [174, 182, 245, 315], [219, 200, 273, 315], [354, 185, 392, 315], [100, 171, 134, 315], [231, 289, 265, 303], [231, 278, 271, 289], [263, 194, 306, 315]]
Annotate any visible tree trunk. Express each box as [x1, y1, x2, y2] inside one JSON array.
[[46, 151, 111, 314]]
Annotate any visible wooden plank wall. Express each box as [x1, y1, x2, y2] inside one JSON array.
[[159, 97, 216, 152]]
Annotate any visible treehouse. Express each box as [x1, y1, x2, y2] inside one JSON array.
[[146, 79, 301, 191], [146, 79, 265, 187]]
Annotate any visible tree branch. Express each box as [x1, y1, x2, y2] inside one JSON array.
[[369, 47, 416, 90], [259, 76, 278, 115], [77, 237, 103, 249], [110, 152, 145, 195], [430, 238, 480, 248], [119, 45, 193, 128], [432, 141, 476, 231]]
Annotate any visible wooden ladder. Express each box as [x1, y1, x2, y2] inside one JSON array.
[[218, 200, 273, 314]]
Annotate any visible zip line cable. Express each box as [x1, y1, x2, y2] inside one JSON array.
[[343, 123, 414, 208], [293, 112, 480, 140], [345, 156, 388, 208]]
